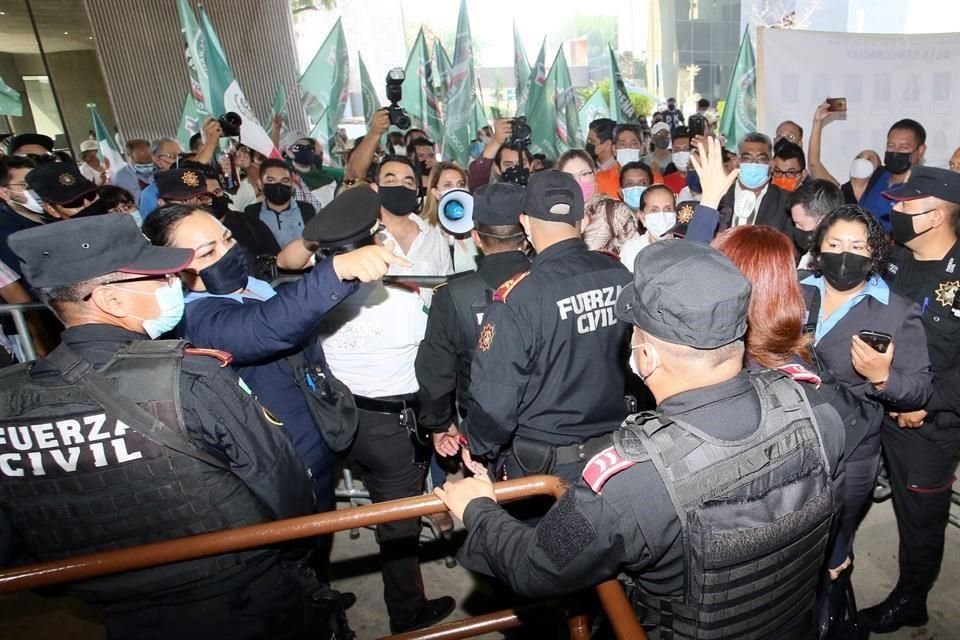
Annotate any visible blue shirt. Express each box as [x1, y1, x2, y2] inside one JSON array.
[[139, 183, 160, 221], [801, 273, 890, 344], [858, 169, 896, 232], [258, 200, 304, 250], [111, 164, 153, 204]]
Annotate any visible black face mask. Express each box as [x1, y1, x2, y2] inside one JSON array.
[[500, 164, 530, 186], [883, 150, 912, 175], [211, 195, 231, 218], [890, 209, 934, 246], [263, 183, 293, 206], [654, 137, 671, 150], [792, 226, 816, 253], [818, 251, 872, 292], [198, 243, 250, 295], [585, 142, 596, 160], [292, 147, 314, 166], [378, 185, 419, 216]]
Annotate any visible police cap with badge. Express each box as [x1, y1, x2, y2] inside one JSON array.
[[156, 168, 212, 202], [303, 186, 381, 252], [521, 169, 584, 225], [26, 161, 97, 207], [616, 239, 751, 349]]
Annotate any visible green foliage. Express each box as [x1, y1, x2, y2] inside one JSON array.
[[575, 79, 655, 118]]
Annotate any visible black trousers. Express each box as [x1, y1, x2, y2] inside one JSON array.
[[348, 407, 428, 624], [881, 418, 960, 595]]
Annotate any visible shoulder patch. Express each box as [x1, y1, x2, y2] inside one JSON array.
[[386, 280, 420, 294], [477, 322, 495, 351], [582, 446, 637, 494], [777, 363, 822, 386], [493, 270, 530, 303], [184, 347, 233, 367]]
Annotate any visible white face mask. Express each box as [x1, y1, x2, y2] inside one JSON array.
[[644, 211, 677, 238], [392, 145, 407, 157], [127, 209, 143, 227], [616, 148, 641, 166], [114, 281, 185, 339], [672, 151, 691, 172], [629, 342, 659, 381], [19, 189, 46, 214], [850, 157, 875, 180]]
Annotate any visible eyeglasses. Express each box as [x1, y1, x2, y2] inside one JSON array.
[[570, 170, 595, 181], [83, 274, 176, 300], [772, 168, 804, 178], [775, 133, 799, 143]]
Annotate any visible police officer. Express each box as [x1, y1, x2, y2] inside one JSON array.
[[415, 183, 530, 458], [0, 215, 319, 639], [859, 167, 960, 632], [26, 161, 107, 219], [436, 240, 845, 639], [465, 169, 632, 483]]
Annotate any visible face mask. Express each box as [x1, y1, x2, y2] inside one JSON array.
[[772, 175, 801, 192], [644, 211, 677, 238], [686, 171, 702, 193], [263, 183, 293, 206], [883, 151, 912, 175], [792, 226, 815, 253], [416, 160, 430, 176], [630, 342, 659, 382], [378, 185, 419, 216], [585, 142, 597, 160], [622, 186, 646, 210], [127, 209, 143, 227], [890, 209, 935, 246], [470, 140, 484, 158], [133, 162, 155, 176], [198, 243, 250, 295], [616, 148, 640, 166], [672, 151, 691, 172], [579, 180, 597, 201], [211, 195, 231, 218], [392, 145, 407, 157], [739, 163, 770, 189], [818, 251, 872, 291], [850, 157, 875, 180], [654, 137, 671, 150], [117, 281, 185, 339], [17, 189, 45, 214], [292, 147, 315, 166]]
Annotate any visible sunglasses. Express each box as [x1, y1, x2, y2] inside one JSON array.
[[60, 193, 96, 209]]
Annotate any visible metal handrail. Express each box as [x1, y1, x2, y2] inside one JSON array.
[[0, 475, 647, 639], [0, 301, 47, 362]]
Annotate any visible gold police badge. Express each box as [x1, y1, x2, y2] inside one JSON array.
[[182, 170, 201, 188], [677, 203, 695, 224], [935, 280, 960, 307], [58, 172, 76, 186], [478, 323, 495, 352]]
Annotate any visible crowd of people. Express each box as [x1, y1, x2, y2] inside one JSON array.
[[0, 87, 959, 640]]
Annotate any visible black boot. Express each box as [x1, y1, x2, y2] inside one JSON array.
[[858, 584, 928, 634], [389, 596, 456, 634]]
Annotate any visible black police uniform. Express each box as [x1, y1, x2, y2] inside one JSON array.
[[466, 171, 632, 483]]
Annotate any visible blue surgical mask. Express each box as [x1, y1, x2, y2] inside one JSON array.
[[686, 171, 702, 193], [739, 163, 770, 189], [118, 281, 185, 338], [622, 186, 647, 210], [133, 162, 155, 176]]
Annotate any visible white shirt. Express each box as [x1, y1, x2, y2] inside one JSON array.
[[311, 182, 337, 210], [619, 233, 653, 272], [231, 178, 259, 212], [383, 213, 453, 278], [732, 182, 769, 227], [318, 282, 429, 397], [79, 162, 108, 186]]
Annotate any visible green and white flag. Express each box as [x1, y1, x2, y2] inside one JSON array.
[[199, 6, 279, 158], [433, 39, 453, 102], [718, 30, 757, 151], [175, 93, 202, 150], [440, 0, 477, 165], [402, 28, 443, 139], [0, 75, 22, 117], [299, 18, 349, 146], [522, 40, 556, 157], [271, 82, 289, 141], [513, 22, 531, 114], [359, 54, 380, 125], [473, 79, 488, 134], [549, 47, 581, 153], [578, 89, 609, 139], [608, 44, 638, 122], [90, 104, 126, 173], [176, 0, 210, 117]]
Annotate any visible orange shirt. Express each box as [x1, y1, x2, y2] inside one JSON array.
[[596, 163, 622, 198]]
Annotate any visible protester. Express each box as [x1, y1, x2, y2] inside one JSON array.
[[138, 137, 183, 217], [599, 123, 643, 197], [618, 185, 677, 269], [716, 132, 791, 232], [771, 140, 808, 193], [0, 155, 42, 276], [645, 121, 673, 173], [409, 137, 438, 178], [661, 126, 692, 194], [775, 119, 804, 147], [110, 138, 154, 203], [618, 160, 653, 212], [243, 157, 316, 251], [585, 118, 617, 192], [467, 120, 533, 190], [421, 161, 478, 272], [808, 102, 883, 204], [789, 178, 845, 269], [556, 150, 635, 253], [231, 144, 265, 211], [285, 136, 341, 208], [661, 96, 684, 130], [97, 185, 140, 223], [78, 140, 109, 186]]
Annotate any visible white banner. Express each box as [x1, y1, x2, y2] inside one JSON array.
[[757, 29, 959, 180]]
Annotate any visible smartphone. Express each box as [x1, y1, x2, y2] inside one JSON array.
[[858, 330, 892, 353], [688, 114, 707, 137], [826, 97, 847, 113]]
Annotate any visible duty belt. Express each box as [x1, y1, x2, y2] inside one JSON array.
[[354, 393, 420, 414], [514, 432, 612, 468]]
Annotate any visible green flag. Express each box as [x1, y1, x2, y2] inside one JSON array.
[[578, 89, 610, 140], [359, 54, 380, 125], [608, 45, 638, 122], [473, 79, 488, 134], [440, 0, 477, 165], [175, 94, 202, 150], [522, 40, 556, 157], [300, 18, 349, 144], [433, 40, 452, 101], [0, 75, 22, 117], [271, 82, 290, 142], [549, 47, 581, 153], [401, 28, 442, 139], [89, 105, 126, 173], [718, 30, 757, 151], [176, 0, 211, 117], [513, 22, 531, 114]]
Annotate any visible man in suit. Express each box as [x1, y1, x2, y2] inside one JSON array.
[[717, 132, 791, 233]]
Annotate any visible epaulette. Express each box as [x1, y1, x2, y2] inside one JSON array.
[[582, 446, 637, 494], [493, 270, 530, 303], [184, 347, 233, 368], [777, 363, 822, 386], [386, 280, 420, 294]]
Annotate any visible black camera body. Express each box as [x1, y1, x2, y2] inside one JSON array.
[[385, 68, 411, 130], [509, 115, 532, 147], [218, 112, 242, 137]]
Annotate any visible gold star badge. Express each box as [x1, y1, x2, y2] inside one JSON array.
[[181, 170, 200, 188], [58, 172, 76, 186], [677, 203, 695, 224], [935, 280, 960, 307], [478, 323, 495, 352]]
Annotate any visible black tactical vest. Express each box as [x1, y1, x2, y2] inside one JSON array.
[[616, 371, 834, 640], [447, 272, 494, 414], [0, 341, 274, 603]]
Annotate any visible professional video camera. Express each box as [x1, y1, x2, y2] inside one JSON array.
[[217, 112, 242, 137], [385, 68, 411, 130]]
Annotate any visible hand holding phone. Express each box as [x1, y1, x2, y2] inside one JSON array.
[[852, 330, 894, 387], [826, 97, 847, 113], [858, 330, 891, 353]]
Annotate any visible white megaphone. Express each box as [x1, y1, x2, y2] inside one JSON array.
[[438, 189, 474, 237]]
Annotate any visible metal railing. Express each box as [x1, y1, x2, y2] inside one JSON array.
[[0, 475, 647, 639], [0, 301, 47, 362]]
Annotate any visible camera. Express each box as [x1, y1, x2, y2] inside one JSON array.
[[385, 68, 411, 130], [509, 115, 532, 147], [217, 112, 242, 137]]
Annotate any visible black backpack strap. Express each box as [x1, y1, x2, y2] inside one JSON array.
[[803, 285, 822, 336], [43, 343, 230, 470]]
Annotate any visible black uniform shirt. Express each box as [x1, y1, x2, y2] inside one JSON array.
[[458, 371, 844, 602], [887, 241, 960, 427], [467, 238, 633, 457], [416, 250, 531, 431]]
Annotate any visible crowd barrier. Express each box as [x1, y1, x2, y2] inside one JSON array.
[[0, 475, 648, 639]]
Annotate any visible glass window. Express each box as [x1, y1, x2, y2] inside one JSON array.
[[21, 75, 64, 139]]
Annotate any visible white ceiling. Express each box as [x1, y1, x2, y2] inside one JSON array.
[[0, 0, 95, 55]]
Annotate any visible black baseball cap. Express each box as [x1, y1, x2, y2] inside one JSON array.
[[25, 162, 97, 206], [616, 239, 751, 349], [473, 183, 524, 226], [8, 133, 54, 154], [303, 186, 380, 249], [9, 214, 194, 289], [521, 169, 584, 225], [883, 166, 960, 205], [156, 168, 211, 201]]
